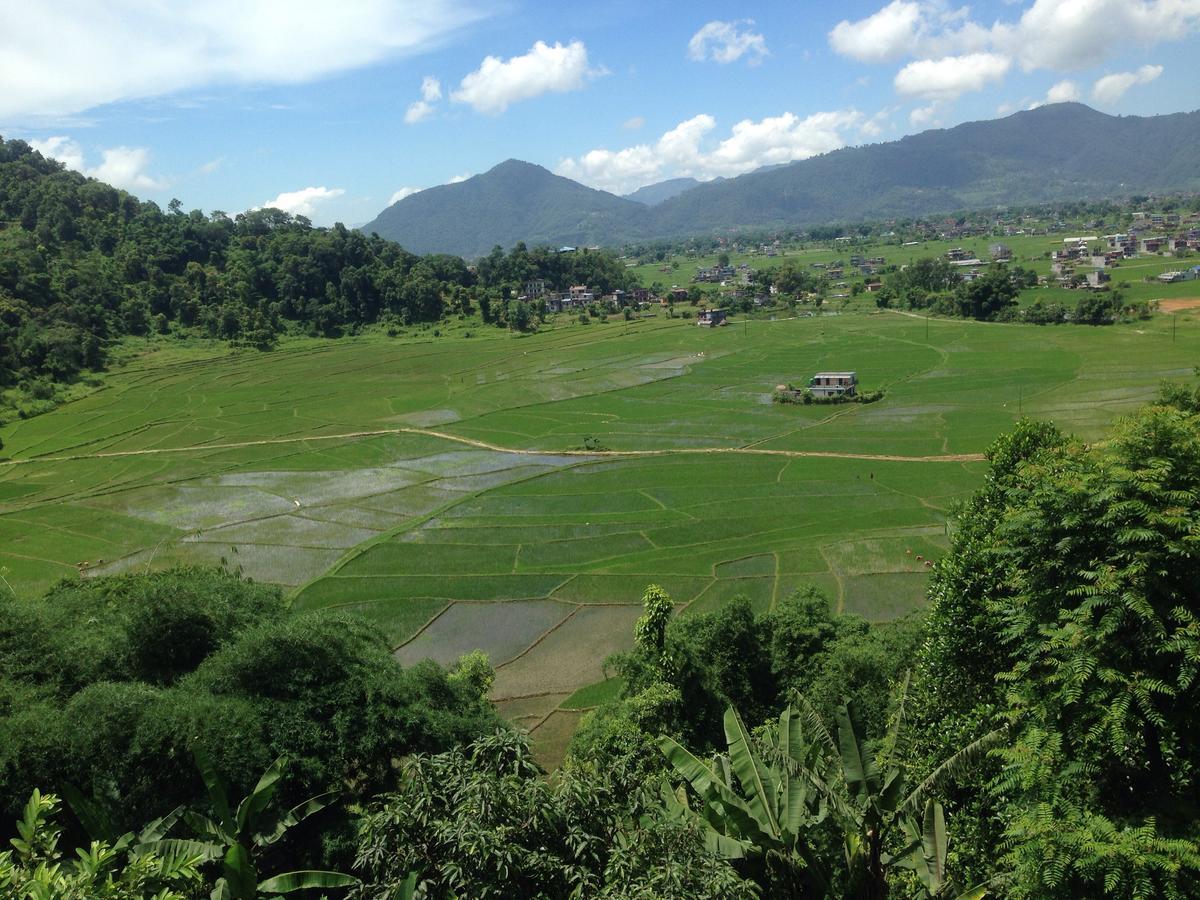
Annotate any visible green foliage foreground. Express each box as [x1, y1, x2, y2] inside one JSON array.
[[2, 390, 1199, 897], [0, 567, 500, 871]]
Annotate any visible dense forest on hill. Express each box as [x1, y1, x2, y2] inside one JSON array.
[[0, 137, 635, 416], [3, 388, 1199, 897]]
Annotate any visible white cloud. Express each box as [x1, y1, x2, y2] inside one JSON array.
[[404, 75, 444, 124], [90, 147, 169, 191], [0, 1, 489, 121], [1045, 79, 1081, 103], [1091, 63, 1163, 103], [828, 0, 1199, 97], [451, 40, 600, 114], [910, 103, 939, 126], [29, 136, 167, 191], [199, 156, 225, 174], [447, 173, 471, 184], [29, 136, 85, 172], [389, 186, 422, 204], [622, 115, 645, 131], [829, 1, 924, 63], [894, 52, 1011, 100], [859, 108, 894, 137], [687, 20, 769, 65], [259, 186, 344, 218], [404, 100, 436, 124], [420, 75, 442, 103], [995, 1, 1198, 71], [556, 109, 861, 195]]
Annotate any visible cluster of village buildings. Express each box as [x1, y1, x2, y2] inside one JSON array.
[[1048, 227, 1200, 289]]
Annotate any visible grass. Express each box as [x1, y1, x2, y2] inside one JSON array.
[[3, 302, 1199, 743], [561, 677, 626, 710]]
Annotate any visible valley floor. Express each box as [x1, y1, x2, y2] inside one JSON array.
[[3, 309, 1196, 762]]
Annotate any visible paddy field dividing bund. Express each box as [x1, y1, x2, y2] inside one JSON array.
[[2, 310, 1197, 762]]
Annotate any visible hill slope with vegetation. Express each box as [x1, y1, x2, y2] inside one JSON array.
[[0, 138, 635, 420], [362, 159, 646, 257]]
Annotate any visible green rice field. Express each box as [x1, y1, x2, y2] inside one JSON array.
[[2, 305, 1198, 760]]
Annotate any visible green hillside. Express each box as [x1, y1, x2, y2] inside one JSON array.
[[362, 159, 645, 257]]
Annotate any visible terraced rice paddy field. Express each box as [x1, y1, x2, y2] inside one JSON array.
[[3, 309, 1198, 761]]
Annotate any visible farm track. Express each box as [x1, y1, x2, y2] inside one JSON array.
[[0, 425, 985, 466]]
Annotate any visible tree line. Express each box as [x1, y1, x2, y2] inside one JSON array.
[[0, 136, 636, 416]]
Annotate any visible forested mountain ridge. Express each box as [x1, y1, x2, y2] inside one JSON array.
[[364, 103, 1200, 255], [362, 159, 646, 257], [623, 176, 714, 206], [649, 102, 1200, 235]]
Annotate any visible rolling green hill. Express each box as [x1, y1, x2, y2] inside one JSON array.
[[363, 104, 1200, 256]]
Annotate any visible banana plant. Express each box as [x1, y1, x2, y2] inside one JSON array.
[[816, 697, 995, 900], [659, 704, 834, 893], [659, 688, 1002, 899], [160, 748, 357, 899]]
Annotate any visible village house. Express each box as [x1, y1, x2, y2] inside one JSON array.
[[697, 308, 728, 327], [808, 372, 857, 398]]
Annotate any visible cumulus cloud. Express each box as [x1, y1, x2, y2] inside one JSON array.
[[894, 52, 1011, 100], [829, 1, 923, 63], [29, 136, 85, 172], [622, 115, 645, 131], [859, 108, 895, 137], [404, 101, 435, 123], [259, 186, 344, 218], [909, 103, 939, 126], [404, 75, 443, 123], [995, 1, 1197, 71], [419, 75, 442, 102], [446, 173, 471, 184], [30, 136, 167, 191], [831, 0, 1200, 79], [1091, 63, 1163, 103], [0, 0, 489, 121], [451, 40, 601, 114], [389, 186, 422, 204], [556, 109, 861, 195], [1045, 79, 1082, 103], [687, 20, 769, 65]]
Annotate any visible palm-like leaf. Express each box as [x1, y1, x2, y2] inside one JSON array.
[[193, 747, 234, 834], [724, 706, 780, 837], [236, 757, 285, 837], [257, 869, 359, 893], [61, 783, 121, 843], [837, 701, 880, 802]]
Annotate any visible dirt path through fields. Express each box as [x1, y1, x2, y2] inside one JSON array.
[[0, 425, 985, 466]]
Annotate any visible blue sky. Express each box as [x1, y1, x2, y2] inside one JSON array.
[[3, 1, 1198, 226]]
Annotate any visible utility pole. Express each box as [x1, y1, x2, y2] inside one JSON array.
[[1173, 313, 1178, 343]]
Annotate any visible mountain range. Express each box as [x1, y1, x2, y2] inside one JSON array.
[[362, 103, 1200, 258]]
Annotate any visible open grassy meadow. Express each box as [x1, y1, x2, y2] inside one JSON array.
[[3, 308, 1198, 761]]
